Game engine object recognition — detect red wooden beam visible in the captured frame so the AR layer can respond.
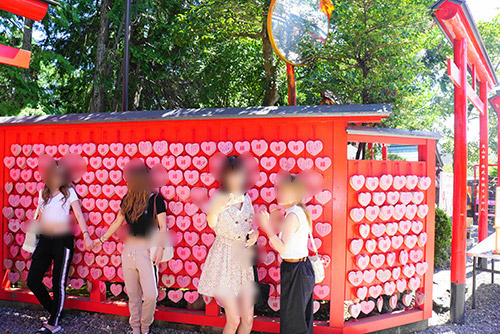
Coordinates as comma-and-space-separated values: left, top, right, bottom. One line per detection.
342, 309, 425, 334
447, 58, 461, 87
347, 134, 428, 146
467, 82, 484, 113
434, 3, 497, 87
447, 58, 485, 113
0, 0, 49, 21
0, 44, 31, 69
0, 288, 337, 333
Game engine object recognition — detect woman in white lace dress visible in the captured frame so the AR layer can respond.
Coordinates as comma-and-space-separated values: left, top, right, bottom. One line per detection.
198, 154, 259, 334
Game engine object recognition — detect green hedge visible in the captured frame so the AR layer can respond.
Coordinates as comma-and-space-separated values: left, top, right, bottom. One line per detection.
434, 206, 452, 268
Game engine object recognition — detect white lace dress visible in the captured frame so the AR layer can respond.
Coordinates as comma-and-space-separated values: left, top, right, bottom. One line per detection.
197, 194, 255, 298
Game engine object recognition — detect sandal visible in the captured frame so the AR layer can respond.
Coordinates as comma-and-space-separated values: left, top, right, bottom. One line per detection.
35, 325, 62, 334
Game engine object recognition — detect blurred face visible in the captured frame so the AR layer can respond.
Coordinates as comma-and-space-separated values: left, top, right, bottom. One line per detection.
126, 169, 152, 192
48, 164, 68, 189
276, 182, 304, 206
224, 169, 246, 193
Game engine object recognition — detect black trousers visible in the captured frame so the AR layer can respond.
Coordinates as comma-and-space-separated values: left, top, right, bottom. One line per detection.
27, 234, 74, 326
280, 258, 315, 334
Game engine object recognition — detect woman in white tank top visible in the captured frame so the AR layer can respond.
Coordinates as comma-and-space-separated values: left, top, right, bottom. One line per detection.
259, 173, 315, 334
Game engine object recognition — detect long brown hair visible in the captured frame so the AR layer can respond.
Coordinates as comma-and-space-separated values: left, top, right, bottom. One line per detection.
120, 163, 152, 222
41, 162, 72, 206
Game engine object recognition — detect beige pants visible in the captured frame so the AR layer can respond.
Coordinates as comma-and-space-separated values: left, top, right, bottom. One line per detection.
122, 239, 158, 334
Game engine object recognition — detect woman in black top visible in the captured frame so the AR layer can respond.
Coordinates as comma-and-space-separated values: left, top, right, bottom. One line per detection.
95, 160, 167, 334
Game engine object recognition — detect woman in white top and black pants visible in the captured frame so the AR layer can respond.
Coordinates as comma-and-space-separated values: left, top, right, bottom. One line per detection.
26, 155, 94, 334
259, 173, 315, 334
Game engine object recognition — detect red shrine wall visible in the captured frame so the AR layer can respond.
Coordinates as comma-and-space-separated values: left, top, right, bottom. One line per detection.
0, 116, 436, 333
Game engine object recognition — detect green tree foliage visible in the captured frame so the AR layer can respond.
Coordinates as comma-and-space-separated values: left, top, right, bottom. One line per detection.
434, 206, 452, 268
478, 15, 500, 80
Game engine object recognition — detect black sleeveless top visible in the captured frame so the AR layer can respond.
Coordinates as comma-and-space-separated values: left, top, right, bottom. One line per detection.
122, 193, 167, 237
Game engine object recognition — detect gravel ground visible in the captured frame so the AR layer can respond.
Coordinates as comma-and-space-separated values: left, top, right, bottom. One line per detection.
0, 305, 203, 334
413, 259, 500, 334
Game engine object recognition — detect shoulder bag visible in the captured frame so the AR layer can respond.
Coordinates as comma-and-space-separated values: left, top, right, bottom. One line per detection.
308, 225, 325, 284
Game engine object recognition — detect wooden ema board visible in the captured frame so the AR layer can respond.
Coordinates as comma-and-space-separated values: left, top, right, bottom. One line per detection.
339, 158, 435, 332
0, 117, 436, 333
0, 118, 334, 330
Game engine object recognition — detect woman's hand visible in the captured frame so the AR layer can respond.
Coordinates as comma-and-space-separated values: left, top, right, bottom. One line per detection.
84, 236, 94, 251
152, 247, 164, 265
245, 229, 259, 248
257, 210, 272, 235
91, 238, 101, 250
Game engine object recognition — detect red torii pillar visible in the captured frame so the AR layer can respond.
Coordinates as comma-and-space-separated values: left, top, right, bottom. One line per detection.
479, 81, 489, 243
491, 94, 500, 186
432, 0, 498, 323
446, 33, 492, 326
449, 37, 468, 323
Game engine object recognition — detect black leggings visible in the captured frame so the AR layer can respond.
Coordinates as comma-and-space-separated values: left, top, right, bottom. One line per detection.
27, 234, 74, 326
280, 258, 315, 334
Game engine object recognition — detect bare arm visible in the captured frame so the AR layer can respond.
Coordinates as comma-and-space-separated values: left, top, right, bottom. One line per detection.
260, 212, 299, 256
100, 211, 125, 242
157, 212, 167, 232
152, 209, 169, 264
71, 200, 88, 235
71, 200, 94, 250
206, 192, 230, 228
155, 212, 168, 250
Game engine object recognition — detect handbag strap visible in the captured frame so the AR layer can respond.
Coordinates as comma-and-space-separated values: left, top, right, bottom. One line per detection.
152, 193, 159, 228
308, 225, 319, 256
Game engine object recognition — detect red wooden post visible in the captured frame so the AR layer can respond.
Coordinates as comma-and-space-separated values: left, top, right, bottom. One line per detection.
422, 139, 436, 319
478, 81, 489, 242
205, 299, 220, 316
494, 95, 500, 187
450, 37, 467, 324
90, 280, 106, 302
286, 64, 296, 106
0, 128, 5, 289
381, 144, 388, 160
329, 121, 348, 330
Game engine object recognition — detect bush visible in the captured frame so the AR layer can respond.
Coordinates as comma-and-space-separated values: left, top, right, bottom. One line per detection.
434, 206, 452, 268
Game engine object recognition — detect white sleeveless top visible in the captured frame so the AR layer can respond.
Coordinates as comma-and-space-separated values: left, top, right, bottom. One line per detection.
279, 205, 310, 259
38, 187, 79, 225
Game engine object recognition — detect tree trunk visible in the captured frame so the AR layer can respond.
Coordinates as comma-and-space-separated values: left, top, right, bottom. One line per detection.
89, 0, 112, 113
261, 19, 279, 106
21, 18, 33, 79
22, 19, 33, 51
